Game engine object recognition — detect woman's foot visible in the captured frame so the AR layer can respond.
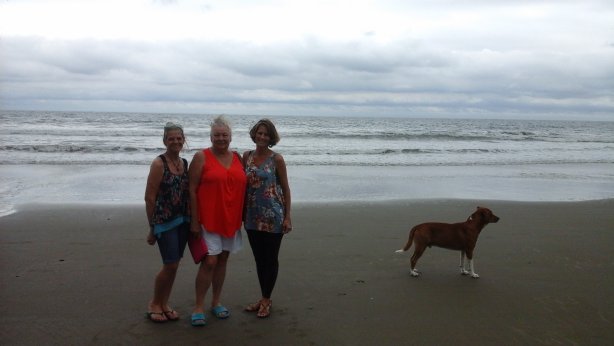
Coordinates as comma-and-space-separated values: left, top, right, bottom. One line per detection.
257, 299, 272, 318
146, 311, 167, 323
244, 299, 262, 312
191, 312, 206, 326
147, 302, 168, 322
163, 307, 179, 321
211, 305, 230, 319
191, 308, 207, 326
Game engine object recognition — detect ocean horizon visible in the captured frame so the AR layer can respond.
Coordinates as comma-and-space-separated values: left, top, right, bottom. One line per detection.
1, 110, 613, 216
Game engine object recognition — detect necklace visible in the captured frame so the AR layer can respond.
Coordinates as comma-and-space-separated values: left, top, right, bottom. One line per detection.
166, 154, 182, 173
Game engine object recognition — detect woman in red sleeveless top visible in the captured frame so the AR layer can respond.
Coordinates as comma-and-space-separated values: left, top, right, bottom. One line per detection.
188, 115, 247, 326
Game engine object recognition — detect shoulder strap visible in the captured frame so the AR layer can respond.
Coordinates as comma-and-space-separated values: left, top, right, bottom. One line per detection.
182, 158, 188, 170
247, 150, 255, 166
270, 153, 281, 183
241, 151, 251, 168
158, 154, 169, 170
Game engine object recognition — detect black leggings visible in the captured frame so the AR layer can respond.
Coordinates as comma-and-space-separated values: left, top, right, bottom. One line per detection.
246, 229, 283, 299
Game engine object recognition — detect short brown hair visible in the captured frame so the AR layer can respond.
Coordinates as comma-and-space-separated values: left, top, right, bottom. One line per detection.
249, 119, 280, 147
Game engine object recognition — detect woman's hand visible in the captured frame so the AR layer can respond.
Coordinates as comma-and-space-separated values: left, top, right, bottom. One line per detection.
147, 230, 156, 245
190, 223, 202, 237
282, 217, 293, 234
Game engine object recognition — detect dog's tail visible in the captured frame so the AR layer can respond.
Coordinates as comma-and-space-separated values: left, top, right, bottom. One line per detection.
395, 226, 417, 253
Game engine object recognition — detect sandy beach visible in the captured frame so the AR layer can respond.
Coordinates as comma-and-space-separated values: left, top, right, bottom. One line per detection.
1, 199, 613, 345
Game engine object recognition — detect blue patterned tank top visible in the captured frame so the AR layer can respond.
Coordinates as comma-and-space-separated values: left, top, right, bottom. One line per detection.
244, 152, 285, 233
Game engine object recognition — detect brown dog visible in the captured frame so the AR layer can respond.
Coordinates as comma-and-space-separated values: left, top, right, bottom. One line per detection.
395, 207, 499, 278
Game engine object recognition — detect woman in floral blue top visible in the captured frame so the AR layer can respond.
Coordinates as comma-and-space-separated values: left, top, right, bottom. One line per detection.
242, 119, 292, 318
144, 122, 190, 323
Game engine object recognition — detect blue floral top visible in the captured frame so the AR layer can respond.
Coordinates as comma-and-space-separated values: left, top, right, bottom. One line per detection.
244, 152, 285, 233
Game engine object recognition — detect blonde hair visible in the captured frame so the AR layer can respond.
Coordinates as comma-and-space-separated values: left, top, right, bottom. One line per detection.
210, 115, 232, 134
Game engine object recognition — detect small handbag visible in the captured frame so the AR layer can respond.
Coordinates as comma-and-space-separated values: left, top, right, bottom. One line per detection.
188, 234, 208, 264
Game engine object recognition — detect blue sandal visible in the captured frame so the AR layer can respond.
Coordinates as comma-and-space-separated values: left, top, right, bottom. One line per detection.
211, 305, 230, 319
191, 312, 206, 326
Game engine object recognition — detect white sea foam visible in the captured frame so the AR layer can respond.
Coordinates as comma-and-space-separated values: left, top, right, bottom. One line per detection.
2, 111, 614, 166
1, 110, 613, 215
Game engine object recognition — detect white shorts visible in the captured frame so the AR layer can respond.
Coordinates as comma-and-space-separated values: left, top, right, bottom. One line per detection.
201, 226, 243, 256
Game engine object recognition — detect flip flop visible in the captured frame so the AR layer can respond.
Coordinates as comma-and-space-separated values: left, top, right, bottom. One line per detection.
191, 312, 206, 327
146, 311, 167, 323
163, 309, 179, 321
211, 305, 230, 319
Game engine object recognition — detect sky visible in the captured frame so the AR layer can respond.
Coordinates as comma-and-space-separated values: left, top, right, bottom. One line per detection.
1, 0, 613, 120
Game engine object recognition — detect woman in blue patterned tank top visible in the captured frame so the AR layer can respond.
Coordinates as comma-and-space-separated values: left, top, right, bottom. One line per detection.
144, 122, 190, 323
242, 119, 292, 318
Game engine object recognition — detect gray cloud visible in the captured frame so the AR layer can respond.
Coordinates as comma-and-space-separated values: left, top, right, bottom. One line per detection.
1, 7, 613, 121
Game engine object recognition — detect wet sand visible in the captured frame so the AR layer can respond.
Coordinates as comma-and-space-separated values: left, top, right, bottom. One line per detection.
1, 199, 613, 345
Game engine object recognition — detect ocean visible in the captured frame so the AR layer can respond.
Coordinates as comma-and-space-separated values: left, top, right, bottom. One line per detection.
1, 110, 614, 216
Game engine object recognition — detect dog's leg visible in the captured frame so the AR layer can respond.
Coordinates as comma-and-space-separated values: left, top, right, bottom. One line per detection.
459, 252, 470, 275
465, 248, 479, 278
468, 258, 479, 278
410, 246, 425, 277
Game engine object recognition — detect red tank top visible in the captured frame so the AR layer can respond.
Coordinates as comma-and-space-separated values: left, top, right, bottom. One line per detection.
197, 148, 246, 237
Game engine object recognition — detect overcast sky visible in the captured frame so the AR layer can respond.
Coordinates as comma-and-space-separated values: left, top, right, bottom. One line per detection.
1, 0, 613, 120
